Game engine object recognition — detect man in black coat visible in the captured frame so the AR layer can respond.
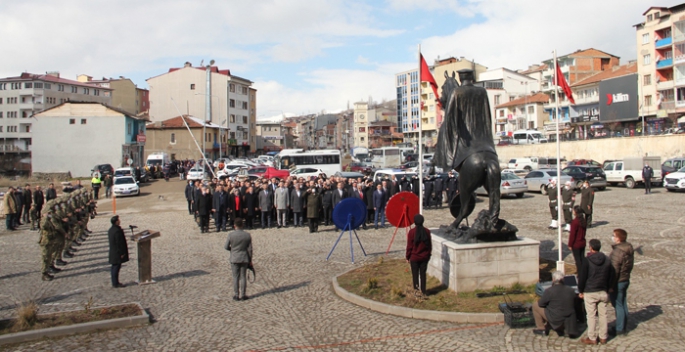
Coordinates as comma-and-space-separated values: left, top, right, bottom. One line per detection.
578, 239, 614, 345
321, 184, 334, 226
433, 176, 444, 208
411, 175, 421, 196
212, 184, 228, 232
21, 184, 32, 225
184, 180, 194, 215
108, 215, 129, 288
197, 186, 213, 233
46, 183, 57, 202
192, 181, 203, 224
33, 185, 45, 215
242, 186, 258, 230
446, 171, 458, 204
532, 270, 577, 337
423, 176, 434, 209
364, 181, 375, 227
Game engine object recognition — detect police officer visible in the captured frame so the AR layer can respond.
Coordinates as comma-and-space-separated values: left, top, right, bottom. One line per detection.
546, 179, 559, 229
423, 176, 434, 209
561, 181, 575, 232
446, 171, 458, 205
580, 180, 595, 227
433, 175, 444, 208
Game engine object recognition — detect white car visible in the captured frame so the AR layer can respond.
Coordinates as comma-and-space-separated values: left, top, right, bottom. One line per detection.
476, 172, 527, 198
187, 166, 205, 181
112, 176, 140, 197
290, 167, 325, 179
114, 167, 136, 181
407, 160, 443, 173
664, 166, 685, 192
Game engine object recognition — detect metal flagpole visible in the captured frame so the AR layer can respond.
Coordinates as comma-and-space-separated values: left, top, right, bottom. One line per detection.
418, 44, 424, 215
554, 50, 564, 273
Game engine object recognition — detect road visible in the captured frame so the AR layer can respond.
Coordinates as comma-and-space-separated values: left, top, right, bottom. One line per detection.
0, 178, 683, 351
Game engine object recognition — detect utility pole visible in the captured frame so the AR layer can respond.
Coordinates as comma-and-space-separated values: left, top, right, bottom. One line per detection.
204, 59, 214, 163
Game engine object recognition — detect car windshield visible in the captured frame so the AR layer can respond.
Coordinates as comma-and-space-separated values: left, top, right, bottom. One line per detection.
190, 168, 202, 172
587, 167, 603, 173
115, 178, 135, 185
502, 173, 521, 180
114, 170, 131, 176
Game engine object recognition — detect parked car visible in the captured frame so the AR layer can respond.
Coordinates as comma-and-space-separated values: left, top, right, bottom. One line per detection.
399, 161, 419, 170
92, 164, 114, 177
372, 169, 417, 183
187, 166, 205, 181
507, 157, 562, 172
239, 166, 289, 180
333, 171, 366, 180
476, 172, 527, 198
345, 162, 374, 175
112, 176, 140, 197
664, 166, 685, 191
561, 165, 607, 190
114, 167, 135, 181
565, 159, 601, 167
662, 157, 685, 181
523, 169, 574, 195
290, 167, 326, 179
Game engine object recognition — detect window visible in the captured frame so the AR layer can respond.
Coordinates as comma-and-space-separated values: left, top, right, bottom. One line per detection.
190, 84, 195, 90
360, 137, 365, 142
104, 91, 110, 97
243, 131, 248, 139
44, 83, 51, 89
241, 86, 248, 94
11, 82, 21, 89
22, 111, 29, 118
81, 119, 87, 124
643, 54, 651, 65
229, 84, 235, 92
647, 14, 653, 21
71, 86, 77, 93
229, 99, 235, 108
528, 106, 534, 114
0, 112, 3, 118
644, 74, 651, 85
8, 126, 16, 132
0, 83, 5, 90
645, 95, 652, 106
230, 132, 235, 139
0, 98, 2, 104
94, 89, 100, 96
58, 84, 64, 91
34, 82, 43, 89
230, 114, 235, 123
0, 126, 2, 132
24, 82, 32, 89
655, 12, 660, 19
242, 101, 248, 109
83, 88, 89, 95
127, 122, 132, 135
69, 119, 75, 124
170, 133, 176, 144
7, 111, 16, 118
494, 95, 501, 105
242, 115, 247, 124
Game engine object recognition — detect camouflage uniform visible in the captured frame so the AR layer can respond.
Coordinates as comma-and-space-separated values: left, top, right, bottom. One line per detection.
49, 200, 68, 265
30, 205, 40, 231
39, 201, 55, 280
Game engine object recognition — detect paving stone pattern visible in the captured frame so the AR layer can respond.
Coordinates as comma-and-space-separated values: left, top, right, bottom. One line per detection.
0, 180, 683, 351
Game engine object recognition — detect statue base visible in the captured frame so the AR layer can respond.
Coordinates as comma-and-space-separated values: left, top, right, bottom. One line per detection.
440, 210, 519, 243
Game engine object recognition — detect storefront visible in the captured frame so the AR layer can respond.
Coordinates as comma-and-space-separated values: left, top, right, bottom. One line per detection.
598, 73, 641, 136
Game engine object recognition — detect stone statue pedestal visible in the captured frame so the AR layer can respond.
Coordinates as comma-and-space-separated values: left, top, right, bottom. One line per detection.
427, 229, 539, 293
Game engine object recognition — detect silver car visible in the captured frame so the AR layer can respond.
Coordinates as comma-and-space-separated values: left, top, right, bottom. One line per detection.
476, 172, 528, 198
524, 169, 573, 195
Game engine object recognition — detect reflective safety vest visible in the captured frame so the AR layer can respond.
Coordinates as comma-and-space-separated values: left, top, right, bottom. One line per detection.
91, 177, 102, 186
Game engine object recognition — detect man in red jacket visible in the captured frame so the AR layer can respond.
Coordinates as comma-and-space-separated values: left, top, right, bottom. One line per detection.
405, 214, 432, 295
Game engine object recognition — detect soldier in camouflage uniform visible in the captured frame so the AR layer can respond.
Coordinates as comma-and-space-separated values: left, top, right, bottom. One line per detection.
39, 200, 56, 281
51, 199, 69, 267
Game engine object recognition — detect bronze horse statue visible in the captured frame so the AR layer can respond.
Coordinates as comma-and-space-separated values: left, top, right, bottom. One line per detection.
434, 70, 502, 230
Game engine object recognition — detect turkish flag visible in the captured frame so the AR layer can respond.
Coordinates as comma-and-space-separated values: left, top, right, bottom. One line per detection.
555, 59, 575, 104
420, 54, 441, 109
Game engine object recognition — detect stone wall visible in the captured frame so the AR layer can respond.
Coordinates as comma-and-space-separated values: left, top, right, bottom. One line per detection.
495, 134, 685, 165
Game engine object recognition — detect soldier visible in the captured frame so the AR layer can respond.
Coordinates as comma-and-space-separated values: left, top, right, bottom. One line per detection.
48, 200, 69, 267
423, 176, 434, 209
433, 175, 444, 208
546, 179, 559, 229
561, 181, 575, 232
39, 201, 55, 281
411, 175, 421, 196
580, 180, 595, 228
446, 171, 458, 205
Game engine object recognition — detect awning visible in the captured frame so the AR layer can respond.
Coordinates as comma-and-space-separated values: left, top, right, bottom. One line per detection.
678, 116, 685, 123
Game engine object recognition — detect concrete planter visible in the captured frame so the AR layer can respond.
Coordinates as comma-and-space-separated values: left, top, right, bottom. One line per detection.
0, 302, 149, 346
333, 274, 503, 324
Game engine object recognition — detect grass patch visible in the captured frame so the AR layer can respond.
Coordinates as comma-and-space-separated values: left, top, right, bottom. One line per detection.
0, 303, 142, 335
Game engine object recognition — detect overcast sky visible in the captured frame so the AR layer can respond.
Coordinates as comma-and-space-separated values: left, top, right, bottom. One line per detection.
0, 0, 678, 119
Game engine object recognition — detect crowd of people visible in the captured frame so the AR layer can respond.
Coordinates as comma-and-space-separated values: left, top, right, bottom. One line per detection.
183, 171, 461, 233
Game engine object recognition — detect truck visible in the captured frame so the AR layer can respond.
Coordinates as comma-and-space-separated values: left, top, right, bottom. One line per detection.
351, 147, 369, 162
146, 152, 171, 168
603, 156, 662, 189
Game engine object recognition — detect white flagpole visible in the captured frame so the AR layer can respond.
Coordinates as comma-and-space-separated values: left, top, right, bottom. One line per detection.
554, 50, 564, 273
418, 44, 424, 215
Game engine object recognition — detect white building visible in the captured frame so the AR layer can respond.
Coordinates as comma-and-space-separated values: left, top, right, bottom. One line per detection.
147, 62, 255, 157
32, 102, 147, 177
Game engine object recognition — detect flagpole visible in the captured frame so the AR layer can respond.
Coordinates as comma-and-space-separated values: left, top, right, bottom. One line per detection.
418, 44, 424, 215
554, 50, 564, 273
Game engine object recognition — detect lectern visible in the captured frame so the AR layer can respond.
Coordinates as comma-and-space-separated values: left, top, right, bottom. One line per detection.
132, 230, 161, 284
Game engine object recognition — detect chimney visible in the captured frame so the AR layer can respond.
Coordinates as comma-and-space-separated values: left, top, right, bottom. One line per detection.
46, 71, 60, 78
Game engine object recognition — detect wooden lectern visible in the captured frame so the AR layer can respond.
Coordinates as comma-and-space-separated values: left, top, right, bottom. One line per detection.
132, 230, 161, 284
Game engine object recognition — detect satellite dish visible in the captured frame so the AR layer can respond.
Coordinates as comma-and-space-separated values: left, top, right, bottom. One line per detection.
385, 191, 419, 228
332, 198, 367, 230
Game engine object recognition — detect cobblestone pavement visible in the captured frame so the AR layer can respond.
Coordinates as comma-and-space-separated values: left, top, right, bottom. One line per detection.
1, 179, 684, 351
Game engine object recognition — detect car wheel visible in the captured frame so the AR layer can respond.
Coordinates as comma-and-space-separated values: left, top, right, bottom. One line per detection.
515, 192, 524, 198
540, 185, 548, 195
524, 166, 532, 172
624, 176, 635, 189
666, 188, 674, 192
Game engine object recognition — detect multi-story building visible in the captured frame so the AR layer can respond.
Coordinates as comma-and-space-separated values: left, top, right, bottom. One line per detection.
368, 121, 403, 148
256, 119, 285, 152
78, 75, 148, 115
0, 72, 113, 173
145, 115, 227, 161
353, 102, 369, 149
540, 48, 620, 127
494, 92, 549, 138
147, 62, 255, 157
635, 4, 685, 133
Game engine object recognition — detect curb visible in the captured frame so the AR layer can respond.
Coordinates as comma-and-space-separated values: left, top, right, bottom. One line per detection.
332, 275, 504, 324
0, 302, 149, 346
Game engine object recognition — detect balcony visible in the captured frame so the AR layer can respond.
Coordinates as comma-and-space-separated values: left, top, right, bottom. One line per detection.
657, 80, 674, 90
660, 101, 675, 111
656, 37, 673, 48
675, 53, 685, 64
657, 58, 673, 69
676, 100, 685, 109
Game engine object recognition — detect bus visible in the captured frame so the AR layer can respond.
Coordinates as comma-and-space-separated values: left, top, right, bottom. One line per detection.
274, 149, 342, 177
370, 147, 401, 169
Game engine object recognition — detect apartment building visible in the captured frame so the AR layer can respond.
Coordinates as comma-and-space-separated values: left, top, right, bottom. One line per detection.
353, 102, 369, 149
256, 118, 285, 152
78, 75, 148, 115
147, 62, 255, 157
0, 72, 112, 173
635, 4, 685, 133
494, 92, 549, 138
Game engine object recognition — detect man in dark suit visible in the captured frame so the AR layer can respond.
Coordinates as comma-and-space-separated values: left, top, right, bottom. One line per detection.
46, 183, 58, 202
197, 186, 213, 233
22, 184, 32, 224
184, 180, 194, 215
242, 186, 258, 230
532, 270, 577, 337
224, 218, 253, 301
332, 182, 347, 209
364, 181, 375, 228
258, 184, 273, 228
107, 215, 129, 288
227, 188, 243, 228
321, 184, 333, 226
351, 183, 367, 229
373, 184, 386, 229
290, 183, 306, 227
33, 185, 45, 216
212, 184, 228, 232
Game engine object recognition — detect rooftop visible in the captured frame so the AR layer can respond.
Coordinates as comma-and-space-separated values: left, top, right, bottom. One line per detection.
146, 115, 228, 129
496, 92, 550, 108
1, 72, 114, 90
571, 62, 637, 87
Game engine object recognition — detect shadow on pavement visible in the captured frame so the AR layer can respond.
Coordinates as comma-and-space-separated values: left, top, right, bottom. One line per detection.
155, 269, 210, 282
591, 220, 610, 228
250, 281, 311, 299
625, 304, 663, 330
0, 270, 39, 281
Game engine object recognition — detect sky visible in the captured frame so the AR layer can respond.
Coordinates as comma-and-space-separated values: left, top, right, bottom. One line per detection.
0, 0, 680, 120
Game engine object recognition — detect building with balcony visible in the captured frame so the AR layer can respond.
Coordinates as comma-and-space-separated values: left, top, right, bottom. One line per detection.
368, 120, 403, 148
0, 72, 113, 173
256, 118, 288, 152
540, 48, 620, 123
32, 102, 147, 177
147, 62, 255, 157
145, 114, 227, 161
635, 4, 685, 133
494, 92, 549, 138
78, 75, 148, 115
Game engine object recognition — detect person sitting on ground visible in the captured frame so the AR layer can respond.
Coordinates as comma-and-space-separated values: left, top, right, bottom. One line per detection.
532, 270, 578, 337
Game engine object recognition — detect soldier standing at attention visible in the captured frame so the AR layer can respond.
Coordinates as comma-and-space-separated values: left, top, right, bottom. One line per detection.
642, 163, 654, 194
547, 179, 559, 229
580, 180, 595, 228
561, 181, 575, 232
39, 202, 56, 281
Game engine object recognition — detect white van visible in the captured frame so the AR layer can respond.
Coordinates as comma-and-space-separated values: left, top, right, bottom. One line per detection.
512, 130, 548, 144
146, 152, 170, 167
